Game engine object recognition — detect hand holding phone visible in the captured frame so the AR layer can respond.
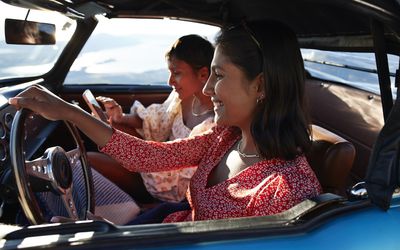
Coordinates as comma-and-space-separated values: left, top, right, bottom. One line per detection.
82, 89, 108, 122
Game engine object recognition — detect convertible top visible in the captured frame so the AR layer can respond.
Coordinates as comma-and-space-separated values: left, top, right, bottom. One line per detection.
2, 0, 400, 53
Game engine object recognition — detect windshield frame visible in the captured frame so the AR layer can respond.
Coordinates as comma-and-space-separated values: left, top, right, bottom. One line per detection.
0, 2, 77, 82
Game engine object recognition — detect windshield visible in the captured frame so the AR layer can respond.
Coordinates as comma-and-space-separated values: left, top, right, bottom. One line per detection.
0, 1, 76, 80
64, 16, 220, 86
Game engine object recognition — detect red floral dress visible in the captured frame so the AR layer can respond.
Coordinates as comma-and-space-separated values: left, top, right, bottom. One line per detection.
101, 126, 322, 223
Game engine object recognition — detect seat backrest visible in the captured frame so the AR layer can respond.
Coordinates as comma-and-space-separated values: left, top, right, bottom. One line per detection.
306, 125, 356, 196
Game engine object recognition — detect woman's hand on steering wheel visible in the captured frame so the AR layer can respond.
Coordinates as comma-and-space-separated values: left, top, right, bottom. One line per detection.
9, 85, 76, 122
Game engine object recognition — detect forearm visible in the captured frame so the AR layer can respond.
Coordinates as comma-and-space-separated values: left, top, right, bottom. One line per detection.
111, 122, 143, 138
67, 104, 113, 147
113, 113, 143, 129
101, 127, 218, 173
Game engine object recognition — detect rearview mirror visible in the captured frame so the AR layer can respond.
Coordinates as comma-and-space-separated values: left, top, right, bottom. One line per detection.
5, 18, 56, 45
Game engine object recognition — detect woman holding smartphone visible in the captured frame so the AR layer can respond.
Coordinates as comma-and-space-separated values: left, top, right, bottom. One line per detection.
86, 34, 216, 223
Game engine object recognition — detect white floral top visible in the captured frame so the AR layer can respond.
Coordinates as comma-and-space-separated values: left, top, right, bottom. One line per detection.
131, 90, 214, 202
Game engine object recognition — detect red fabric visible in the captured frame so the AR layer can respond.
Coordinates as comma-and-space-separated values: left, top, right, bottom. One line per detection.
101, 126, 322, 223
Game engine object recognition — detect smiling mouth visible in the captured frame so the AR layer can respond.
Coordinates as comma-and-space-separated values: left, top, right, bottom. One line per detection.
174, 87, 182, 92
213, 101, 224, 110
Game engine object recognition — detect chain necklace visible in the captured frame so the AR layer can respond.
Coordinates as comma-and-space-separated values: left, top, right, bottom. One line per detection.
191, 96, 213, 117
237, 140, 260, 158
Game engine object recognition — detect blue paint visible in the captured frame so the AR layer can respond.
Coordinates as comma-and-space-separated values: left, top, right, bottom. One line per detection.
148, 197, 400, 250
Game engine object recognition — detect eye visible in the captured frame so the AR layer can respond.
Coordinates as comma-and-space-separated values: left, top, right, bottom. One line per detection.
214, 72, 223, 80
169, 70, 180, 79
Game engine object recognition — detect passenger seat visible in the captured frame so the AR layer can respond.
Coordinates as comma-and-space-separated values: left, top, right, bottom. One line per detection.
306, 125, 356, 196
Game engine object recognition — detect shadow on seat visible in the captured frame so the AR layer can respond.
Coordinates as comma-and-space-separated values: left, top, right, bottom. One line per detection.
306, 125, 356, 196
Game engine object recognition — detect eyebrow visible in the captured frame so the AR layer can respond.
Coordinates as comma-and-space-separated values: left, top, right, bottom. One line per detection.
211, 65, 223, 71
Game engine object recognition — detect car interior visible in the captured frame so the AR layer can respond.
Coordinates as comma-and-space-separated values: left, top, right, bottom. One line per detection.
0, 0, 399, 248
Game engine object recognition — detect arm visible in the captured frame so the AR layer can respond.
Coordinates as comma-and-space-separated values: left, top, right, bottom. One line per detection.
114, 113, 143, 129
96, 96, 143, 129
100, 127, 220, 173
9, 85, 113, 147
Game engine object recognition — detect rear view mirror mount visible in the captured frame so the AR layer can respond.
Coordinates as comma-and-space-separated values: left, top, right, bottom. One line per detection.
5, 18, 56, 45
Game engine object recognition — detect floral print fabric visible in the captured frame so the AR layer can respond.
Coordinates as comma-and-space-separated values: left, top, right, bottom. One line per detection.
101, 126, 322, 223
131, 90, 214, 202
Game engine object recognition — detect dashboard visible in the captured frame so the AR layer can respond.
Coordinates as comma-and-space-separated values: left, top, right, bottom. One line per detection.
0, 87, 67, 213
0, 105, 16, 177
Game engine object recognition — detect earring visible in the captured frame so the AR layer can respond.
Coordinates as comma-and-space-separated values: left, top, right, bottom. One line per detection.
256, 94, 264, 104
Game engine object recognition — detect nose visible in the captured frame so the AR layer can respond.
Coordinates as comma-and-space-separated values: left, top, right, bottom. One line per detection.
202, 75, 214, 97
168, 74, 175, 87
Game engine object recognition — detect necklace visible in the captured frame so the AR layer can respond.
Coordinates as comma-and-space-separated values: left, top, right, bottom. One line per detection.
191, 96, 213, 117
237, 140, 260, 158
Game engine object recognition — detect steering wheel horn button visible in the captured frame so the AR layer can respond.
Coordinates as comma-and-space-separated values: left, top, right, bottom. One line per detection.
43, 146, 74, 193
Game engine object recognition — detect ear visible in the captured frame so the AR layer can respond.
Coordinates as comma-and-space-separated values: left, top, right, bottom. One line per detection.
197, 66, 210, 84
253, 73, 265, 98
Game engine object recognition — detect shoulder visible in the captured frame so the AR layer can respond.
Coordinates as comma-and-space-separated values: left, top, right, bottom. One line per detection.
254, 155, 318, 187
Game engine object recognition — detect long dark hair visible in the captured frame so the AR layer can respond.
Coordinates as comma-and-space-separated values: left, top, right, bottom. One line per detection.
165, 34, 214, 72
215, 20, 311, 160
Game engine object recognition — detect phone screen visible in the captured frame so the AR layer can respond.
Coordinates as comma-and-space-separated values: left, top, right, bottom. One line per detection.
82, 89, 108, 122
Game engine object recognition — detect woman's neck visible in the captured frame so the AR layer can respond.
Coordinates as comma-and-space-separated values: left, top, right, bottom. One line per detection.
238, 129, 259, 157
180, 95, 213, 129
190, 93, 213, 117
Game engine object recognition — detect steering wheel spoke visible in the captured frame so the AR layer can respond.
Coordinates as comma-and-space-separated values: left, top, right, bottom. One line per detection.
65, 148, 81, 166
60, 185, 78, 220
25, 158, 52, 182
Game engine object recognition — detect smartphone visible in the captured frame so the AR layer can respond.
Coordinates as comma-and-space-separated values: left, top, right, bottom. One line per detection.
82, 89, 108, 122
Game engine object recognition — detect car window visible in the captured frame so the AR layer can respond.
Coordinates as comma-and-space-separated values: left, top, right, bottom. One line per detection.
302, 49, 399, 97
64, 17, 220, 86
0, 1, 76, 80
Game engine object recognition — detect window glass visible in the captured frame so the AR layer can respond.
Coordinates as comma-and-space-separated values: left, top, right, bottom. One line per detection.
64, 17, 220, 85
302, 49, 399, 97
0, 1, 76, 80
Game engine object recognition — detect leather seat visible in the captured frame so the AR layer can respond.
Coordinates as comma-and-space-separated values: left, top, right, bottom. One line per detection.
306, 125, 356, 196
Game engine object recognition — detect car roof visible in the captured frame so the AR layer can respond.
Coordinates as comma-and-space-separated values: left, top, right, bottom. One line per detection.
4, 0, 400, 54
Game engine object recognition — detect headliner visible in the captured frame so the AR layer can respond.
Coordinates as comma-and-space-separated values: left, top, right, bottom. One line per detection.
3, 0, 400, 53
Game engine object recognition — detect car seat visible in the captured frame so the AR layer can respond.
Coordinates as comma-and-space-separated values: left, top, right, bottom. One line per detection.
306, 125, 356, 196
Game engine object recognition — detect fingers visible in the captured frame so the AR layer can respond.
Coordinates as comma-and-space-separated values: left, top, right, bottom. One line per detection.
9, 85, 50, 109
96, 96, 117, 105
9, 96, 45, 112
96, 96, 121, 109
8, 85, 70, 121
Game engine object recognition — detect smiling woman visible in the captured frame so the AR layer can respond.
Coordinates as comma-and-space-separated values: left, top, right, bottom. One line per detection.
1, 0, 400, 248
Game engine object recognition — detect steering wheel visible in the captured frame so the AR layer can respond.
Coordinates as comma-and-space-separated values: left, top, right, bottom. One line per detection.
9, 108, 94, 225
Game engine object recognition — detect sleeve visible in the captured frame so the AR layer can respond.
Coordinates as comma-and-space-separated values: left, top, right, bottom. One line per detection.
131, 90, 181, 142
100, 126, 224, 173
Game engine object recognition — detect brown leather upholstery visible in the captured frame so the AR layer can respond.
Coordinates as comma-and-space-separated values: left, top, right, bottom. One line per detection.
306, 125, 356, 196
